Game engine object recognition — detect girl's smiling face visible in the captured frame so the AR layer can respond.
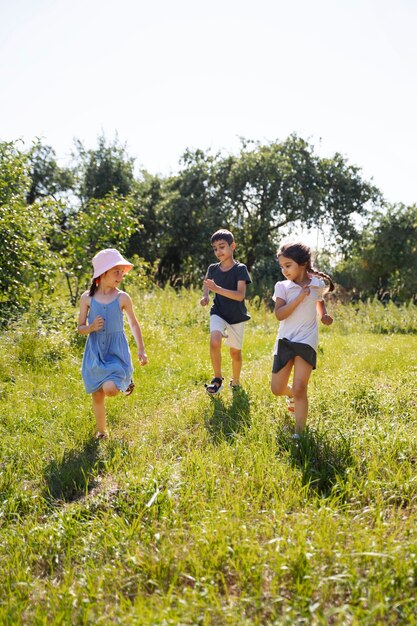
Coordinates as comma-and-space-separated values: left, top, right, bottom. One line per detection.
278, 255, 307, 283
104, 265, 127, 285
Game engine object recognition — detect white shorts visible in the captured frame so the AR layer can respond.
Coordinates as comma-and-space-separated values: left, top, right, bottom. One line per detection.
209, 314, 245, 350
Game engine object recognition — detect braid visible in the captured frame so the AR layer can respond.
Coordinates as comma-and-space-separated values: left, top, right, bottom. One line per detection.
88, 279, 98, 297
308, 265, 335, 292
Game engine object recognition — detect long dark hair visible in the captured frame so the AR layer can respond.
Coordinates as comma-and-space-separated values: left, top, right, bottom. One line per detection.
277, 241, 335, 292
88, 279, 99, 297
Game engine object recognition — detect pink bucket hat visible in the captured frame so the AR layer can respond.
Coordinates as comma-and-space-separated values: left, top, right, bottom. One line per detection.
92, 248, 134, 279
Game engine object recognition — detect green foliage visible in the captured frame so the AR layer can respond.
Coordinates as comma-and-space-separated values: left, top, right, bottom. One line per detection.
334, 203, 417, 301
26, 139, 74, 204
144, 136, 380, 293
153, 149, 226, 286
73, 134, 135, 203
0, 141, 61, 322
331, 298, 417, 334
0, 292, 417, 623
215, 136, 380, 271
61, 192, 141, 304
0, 140, 30, 206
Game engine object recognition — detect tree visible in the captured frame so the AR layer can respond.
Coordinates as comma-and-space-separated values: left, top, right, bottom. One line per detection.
130, 137, 380, 294
0, 141, 60, 321
127, 171, 166, 266
62, 192, 140, 305
215, 136, 381, 272
333, 203, 417, 301
73, 135, 135, 204
26, 140, 74, 204
127, 150, 227, 287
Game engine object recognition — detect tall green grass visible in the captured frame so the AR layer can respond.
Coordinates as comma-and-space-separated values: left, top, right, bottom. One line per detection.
1, 288, 417, 624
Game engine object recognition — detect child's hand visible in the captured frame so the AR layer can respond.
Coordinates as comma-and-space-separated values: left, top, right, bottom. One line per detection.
91, 315, 104, 332
200, 295, 209, 306
299, 286, 310, 301
138, 352, 148, 366
321, 314, 333, 326
204, 278, 217, 293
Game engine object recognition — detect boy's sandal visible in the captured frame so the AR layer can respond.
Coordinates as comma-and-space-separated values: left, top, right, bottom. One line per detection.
122, 381, 135, 396
96, 431, 109, 440
286, 397, 295, 413
229, 380, 241, 390
205, 377, 224, 395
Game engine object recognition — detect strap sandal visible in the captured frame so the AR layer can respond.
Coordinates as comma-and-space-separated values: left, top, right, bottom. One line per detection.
205, 377, 224, 395
122, 381, 135, 396
229, 380, 241, 391
96, 431, 109, 440
286, 396, 295, 413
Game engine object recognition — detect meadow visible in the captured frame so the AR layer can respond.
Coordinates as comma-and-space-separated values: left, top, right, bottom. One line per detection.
1, 287, 417, 625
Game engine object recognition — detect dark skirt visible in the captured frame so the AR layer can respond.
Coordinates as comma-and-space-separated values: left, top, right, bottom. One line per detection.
272, 338, 317, 373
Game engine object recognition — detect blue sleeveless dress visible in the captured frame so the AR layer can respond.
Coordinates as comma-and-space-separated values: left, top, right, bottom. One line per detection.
81, 293, 133, 394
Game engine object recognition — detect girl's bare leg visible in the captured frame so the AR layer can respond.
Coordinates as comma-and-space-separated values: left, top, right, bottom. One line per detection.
271, 359, 294, 397
92, 382, 119, 436
291, 357, 313, 434
92, 388, 106, 434
229, 347, 242, 386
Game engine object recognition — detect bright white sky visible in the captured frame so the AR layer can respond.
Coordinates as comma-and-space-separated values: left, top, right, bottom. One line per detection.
1, 0, 416, 205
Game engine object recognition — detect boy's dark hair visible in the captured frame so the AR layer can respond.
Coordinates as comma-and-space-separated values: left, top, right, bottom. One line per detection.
211, 229, 234, 245
277, 241, 335, 292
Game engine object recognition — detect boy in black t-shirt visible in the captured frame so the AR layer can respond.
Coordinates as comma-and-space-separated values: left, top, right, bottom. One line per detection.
200, 229, 251, 395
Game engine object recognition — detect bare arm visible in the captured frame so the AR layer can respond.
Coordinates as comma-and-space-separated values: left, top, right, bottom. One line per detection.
200, 271, 210, 306
204, 278, 247, 302
77, 292, 104, 335
317, 299, 333, 326
120, 293, 148, 365
274, 287, 310, 321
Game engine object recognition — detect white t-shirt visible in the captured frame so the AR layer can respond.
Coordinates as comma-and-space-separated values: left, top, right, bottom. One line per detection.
272, 276, 326, 353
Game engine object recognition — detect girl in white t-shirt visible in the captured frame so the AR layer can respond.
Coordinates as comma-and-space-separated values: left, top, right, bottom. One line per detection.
271, 242, 334, 438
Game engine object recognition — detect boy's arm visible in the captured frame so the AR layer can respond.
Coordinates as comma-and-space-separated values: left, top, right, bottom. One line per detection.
317, 299, 333, 326
200, 270, 210, 306
204, 278, 247, 302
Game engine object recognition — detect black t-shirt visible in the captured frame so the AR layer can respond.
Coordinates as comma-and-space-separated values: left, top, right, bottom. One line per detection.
207, 261, 251, 325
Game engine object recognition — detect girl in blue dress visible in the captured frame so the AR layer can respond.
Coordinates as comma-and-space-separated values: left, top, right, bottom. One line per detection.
78, 248, 148, 439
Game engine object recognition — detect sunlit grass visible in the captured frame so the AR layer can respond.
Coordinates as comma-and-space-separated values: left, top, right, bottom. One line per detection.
1, 288, 417, 623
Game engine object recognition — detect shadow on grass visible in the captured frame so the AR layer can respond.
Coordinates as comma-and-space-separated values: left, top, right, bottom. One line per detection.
205, 386, 251, 444
277, 426, 354, 498
43, 437, 106, 503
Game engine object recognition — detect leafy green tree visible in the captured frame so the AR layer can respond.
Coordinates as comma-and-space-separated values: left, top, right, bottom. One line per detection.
62, 192, 140, 304
215, 136, 381, 272
0, 141, 60, 321
26, 140, 74, 204
0, 140, 28, 206
126, 150, 226, 287
73, 135, 135, 204
127, 171, 166, 266
334, 203, 417, 301
154, 149, 227, 286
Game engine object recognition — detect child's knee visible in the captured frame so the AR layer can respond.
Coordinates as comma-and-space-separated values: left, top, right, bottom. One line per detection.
229, 347, 242, 361
271, 375, 288, 396
102, 381, 119, 397
271, 381, 286, 396
292, 380, 308, 398
210, 331, 223, 348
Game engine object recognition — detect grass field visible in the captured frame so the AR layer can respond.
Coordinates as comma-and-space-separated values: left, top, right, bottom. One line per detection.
1, 288, 417, 624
